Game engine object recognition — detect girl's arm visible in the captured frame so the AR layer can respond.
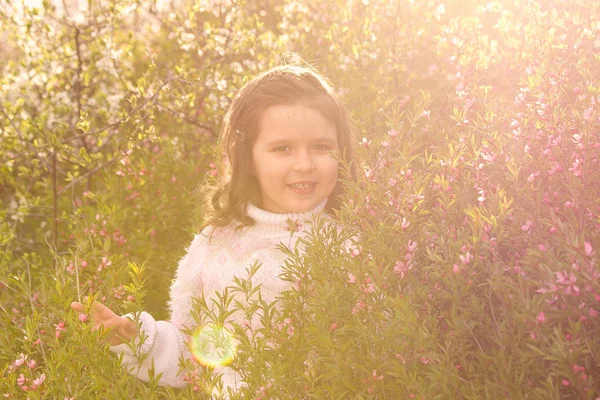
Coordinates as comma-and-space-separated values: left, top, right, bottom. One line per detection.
71, 301, 190, 388
109, 311, 190, 388
70, 233, 209, 387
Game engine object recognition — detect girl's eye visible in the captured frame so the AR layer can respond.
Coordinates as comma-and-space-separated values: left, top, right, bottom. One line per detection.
313, 144, 331, 151
274, 146, 290, 152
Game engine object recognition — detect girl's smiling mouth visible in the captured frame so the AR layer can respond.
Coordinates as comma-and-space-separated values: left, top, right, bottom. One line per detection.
288, 181, 317, 193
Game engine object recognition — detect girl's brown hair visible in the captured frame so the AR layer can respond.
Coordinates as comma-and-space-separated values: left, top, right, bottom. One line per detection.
199, 65, 356, 233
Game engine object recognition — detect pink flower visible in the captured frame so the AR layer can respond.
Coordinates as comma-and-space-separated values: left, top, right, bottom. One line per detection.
584, 241, 594, 257
453, 264, 461, 274
521, 220, 533, 232
66, 261, 75, 274
27, 359, 36, 369
480, 149, 495, 163
572, 364, 585, 373
400, 218, 410, 230
78, 313, 88, 323
97, 257, 112, 272
477, 189, 486, 203
388, 178, 398, 186
388, 129, 399, 138
527, 172, 539, 182
394, 261, 411, 278
347, 273, 356, 284
406, 240, 417, 253
32, 374, 45, 387
561, 379, 570, 387
556, 271, 579, 295
536, 311, 546, 324
17, 374, 26, 386
372, 369, 383, 381
363, 282, 376, 294
55, 321, 66, 338
14, 354, 26, 367
569, 158, 582, 176
459, 251, 473, 265
352, 300, 366, 314
538, 244, 547, 252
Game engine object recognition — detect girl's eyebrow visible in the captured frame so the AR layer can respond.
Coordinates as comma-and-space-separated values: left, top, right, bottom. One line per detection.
265, 137, 337, 146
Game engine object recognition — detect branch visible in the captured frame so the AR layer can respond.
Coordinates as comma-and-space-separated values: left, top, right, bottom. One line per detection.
57, 154, 122, 195
155, 103, 215, 136
0, 105, 66, 175
52, 151, 58, 251
73, 26, 89, 150
60, 80, 171, 145
57, 116, 147, 196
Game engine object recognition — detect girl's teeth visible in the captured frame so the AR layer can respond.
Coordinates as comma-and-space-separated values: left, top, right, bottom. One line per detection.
291, 184, 314, 189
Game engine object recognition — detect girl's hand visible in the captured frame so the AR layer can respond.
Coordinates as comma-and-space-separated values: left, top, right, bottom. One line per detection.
71, 301, 138, 346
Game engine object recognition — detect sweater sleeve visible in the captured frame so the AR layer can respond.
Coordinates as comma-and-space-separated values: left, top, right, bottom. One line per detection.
108, 232, 209, 388
109, 312, 190, 388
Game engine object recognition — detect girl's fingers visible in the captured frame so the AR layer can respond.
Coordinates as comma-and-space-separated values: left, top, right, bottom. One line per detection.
70, 302, 84, 312
71, 300, 125, 345
91, 302, 116, 319
71, 301, 115, 318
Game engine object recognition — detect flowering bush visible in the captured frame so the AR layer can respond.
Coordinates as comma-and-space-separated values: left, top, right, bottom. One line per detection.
1, 0, 599, 398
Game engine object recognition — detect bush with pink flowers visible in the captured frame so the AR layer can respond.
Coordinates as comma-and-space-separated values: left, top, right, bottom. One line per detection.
1, 0, 599, 398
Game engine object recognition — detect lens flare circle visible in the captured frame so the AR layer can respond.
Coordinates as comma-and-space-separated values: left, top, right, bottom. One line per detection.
190, 323, 237, 368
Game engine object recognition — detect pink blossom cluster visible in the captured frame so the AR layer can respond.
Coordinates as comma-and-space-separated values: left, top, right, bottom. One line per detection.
348, 273, 377, 315
9, 354, 46, 392
394, 240, 417, 279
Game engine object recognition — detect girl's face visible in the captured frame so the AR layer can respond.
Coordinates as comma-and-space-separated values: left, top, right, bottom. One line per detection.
251, 103, 339, 214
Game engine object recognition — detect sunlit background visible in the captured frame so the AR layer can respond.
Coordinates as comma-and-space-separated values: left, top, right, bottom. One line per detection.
1, 0, 599, 397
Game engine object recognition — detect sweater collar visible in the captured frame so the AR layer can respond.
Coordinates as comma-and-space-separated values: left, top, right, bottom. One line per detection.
245, 198, 328, 239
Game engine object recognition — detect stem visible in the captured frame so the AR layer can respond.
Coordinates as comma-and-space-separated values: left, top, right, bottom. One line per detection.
52, 150, 58, 263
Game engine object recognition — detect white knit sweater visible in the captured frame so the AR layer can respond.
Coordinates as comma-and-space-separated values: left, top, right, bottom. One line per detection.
110, 199, 329, 391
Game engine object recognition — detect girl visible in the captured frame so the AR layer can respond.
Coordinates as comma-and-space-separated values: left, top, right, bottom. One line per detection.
71, 64, 356, 393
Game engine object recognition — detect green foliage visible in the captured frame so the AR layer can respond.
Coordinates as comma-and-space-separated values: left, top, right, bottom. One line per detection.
1, 0, 599, 398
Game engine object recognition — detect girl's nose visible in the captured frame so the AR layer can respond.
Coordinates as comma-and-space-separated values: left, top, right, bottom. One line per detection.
292, 151, 316, 173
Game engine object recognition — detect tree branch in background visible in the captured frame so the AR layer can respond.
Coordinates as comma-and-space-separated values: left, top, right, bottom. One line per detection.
60, 80, 171, 145
0, 105, 66, 175
57, 154, 122, 196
